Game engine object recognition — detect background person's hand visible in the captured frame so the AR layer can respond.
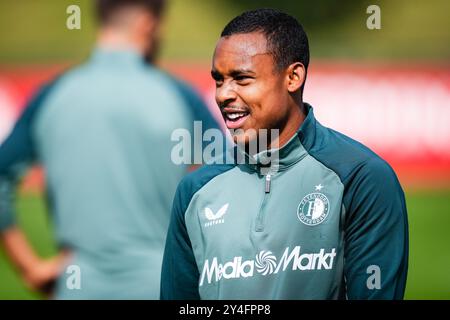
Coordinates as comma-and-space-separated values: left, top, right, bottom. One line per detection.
1, 227, 71, 297
22, 253, 68, 294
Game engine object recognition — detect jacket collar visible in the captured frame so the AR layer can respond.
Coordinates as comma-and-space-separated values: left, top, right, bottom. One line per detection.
236, 103, 316, 174
90, 47, 145, 67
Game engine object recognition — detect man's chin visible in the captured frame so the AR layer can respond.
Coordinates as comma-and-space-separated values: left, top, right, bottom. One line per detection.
232, 134, 251, 146
231, 131, 258, 151
231, 127, 279, 155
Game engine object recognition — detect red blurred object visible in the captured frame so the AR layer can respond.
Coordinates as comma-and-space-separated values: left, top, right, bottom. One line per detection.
1, 61, 449, 190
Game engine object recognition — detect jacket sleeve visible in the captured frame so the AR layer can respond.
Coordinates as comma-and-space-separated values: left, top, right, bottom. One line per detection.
0, 84, 53, 231
343, 158, 409, 299
160, 182, 200, 300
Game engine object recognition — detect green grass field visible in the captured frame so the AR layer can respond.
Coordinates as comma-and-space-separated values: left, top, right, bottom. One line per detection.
0, 189, 449, 299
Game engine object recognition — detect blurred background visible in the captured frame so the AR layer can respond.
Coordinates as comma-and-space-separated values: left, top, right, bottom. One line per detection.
0, 0, 449, 299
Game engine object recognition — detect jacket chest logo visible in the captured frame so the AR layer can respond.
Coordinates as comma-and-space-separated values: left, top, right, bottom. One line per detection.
297, 191, 330, 226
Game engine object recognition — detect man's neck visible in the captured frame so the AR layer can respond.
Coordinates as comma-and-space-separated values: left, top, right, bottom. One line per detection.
96, 29, 144, 55
269, 101, 306, 150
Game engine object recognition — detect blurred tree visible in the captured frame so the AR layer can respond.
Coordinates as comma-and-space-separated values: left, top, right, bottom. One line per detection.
0, 0, 448, 63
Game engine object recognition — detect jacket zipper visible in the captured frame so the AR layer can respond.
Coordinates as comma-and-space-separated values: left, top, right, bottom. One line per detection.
265, 174, 271, 193
255, 173, 272, 232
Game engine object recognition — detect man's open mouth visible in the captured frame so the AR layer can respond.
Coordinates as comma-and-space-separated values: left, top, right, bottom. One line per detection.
222, 108, 250, 129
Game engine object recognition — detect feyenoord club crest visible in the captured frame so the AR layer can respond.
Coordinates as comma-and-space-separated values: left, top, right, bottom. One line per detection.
297, 193, 330, 226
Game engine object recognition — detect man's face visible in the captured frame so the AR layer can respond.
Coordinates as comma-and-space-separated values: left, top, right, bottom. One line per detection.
212, 32, 291, 146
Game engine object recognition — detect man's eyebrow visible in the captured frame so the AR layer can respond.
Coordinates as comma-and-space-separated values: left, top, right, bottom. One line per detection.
211, 69, 222, 80
211, 69, 256, 79
229, 69, 256, 77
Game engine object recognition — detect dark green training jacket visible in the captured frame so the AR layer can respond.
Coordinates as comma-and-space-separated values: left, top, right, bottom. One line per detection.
161, 104, 408, 300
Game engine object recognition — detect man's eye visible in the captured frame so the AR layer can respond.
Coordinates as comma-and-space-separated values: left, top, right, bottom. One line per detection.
235, 76, 252, 84
215, 79, 224, 87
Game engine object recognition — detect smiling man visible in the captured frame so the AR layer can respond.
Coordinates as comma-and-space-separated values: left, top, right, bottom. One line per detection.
161, 9, 408, 300
211, 30, 305, 150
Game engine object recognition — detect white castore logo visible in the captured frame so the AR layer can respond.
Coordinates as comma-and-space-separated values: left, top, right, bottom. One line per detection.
204, 203, 229, 227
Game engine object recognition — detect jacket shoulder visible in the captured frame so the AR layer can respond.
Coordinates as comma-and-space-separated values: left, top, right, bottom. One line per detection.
308, 121, 392, 185
175, 164, 235, 211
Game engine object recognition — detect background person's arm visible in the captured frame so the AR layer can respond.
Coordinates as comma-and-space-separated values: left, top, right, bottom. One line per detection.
170, 76, 229, 168
0, 83, 67, 294
1, 227, 66, 292
343, 158, 409, 299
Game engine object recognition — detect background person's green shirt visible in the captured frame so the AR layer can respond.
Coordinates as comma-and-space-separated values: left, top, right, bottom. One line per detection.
0, 48, 220, 299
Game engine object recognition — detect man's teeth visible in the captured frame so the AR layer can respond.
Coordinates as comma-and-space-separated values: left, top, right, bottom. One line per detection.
226, 112, 248, 120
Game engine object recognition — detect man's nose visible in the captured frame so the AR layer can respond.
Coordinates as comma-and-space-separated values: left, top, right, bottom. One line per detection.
216, 83, 237, 106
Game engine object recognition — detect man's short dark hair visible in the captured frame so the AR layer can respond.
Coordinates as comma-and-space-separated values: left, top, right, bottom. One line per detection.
96, 0, 166, 24
221, 8, 309, 74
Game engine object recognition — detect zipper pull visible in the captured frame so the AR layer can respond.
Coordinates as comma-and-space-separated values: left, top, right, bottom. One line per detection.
265, 174, 271, 193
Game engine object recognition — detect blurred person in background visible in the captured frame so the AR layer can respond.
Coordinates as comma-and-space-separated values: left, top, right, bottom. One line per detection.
0, 0, 220, 299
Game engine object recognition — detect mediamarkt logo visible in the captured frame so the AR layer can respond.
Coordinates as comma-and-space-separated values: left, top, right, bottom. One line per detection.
200, 246, 336, 286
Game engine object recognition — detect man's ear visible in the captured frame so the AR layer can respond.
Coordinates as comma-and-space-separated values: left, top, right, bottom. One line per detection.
286, 62, 306, 93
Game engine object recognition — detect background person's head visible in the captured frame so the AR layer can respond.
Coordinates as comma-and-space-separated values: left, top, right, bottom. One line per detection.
212, 8, 309, 148
96, 0, 166, 63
